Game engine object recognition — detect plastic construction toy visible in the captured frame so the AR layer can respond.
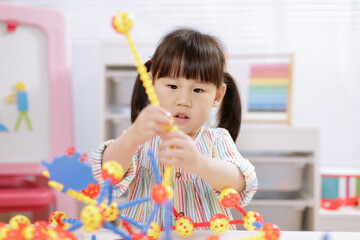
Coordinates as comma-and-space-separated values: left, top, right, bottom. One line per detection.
39, 147, 172, 240
0, 215, 76, 239
40, 147, 280, 240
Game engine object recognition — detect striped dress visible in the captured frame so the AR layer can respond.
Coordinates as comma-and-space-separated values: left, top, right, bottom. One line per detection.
92, 127, 257, 229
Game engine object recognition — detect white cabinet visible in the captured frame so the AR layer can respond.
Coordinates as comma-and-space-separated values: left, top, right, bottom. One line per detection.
318, 206, 360, 231
99, 42, 154, 142
233, 126, 320, 231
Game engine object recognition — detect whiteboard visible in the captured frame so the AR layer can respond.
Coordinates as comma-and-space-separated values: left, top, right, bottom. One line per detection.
0, 23, 51, 162
0, 2, 77, 217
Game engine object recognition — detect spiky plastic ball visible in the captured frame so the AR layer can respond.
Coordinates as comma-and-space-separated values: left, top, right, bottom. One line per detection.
151, 184, 168, 205
112, 12, 133, 34
102, 161, 124, 184
175, 217, 195, 237
80, 205, 104, 232
210, 214, 229, 233
261, 223, 281, 240
49, 211, 69, 229
9, 215, 30, 230
219, 188, 240, 208
243, 211, 263, 230
147, 221, 160, 240
101, 201, 120, 222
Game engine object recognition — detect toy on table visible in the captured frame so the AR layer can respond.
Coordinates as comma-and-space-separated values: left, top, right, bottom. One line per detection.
321, 170, 360, 210
0, 214, 75, 239
40, 147, 280, 240
6, 81, 33, 131
0, 147, 281, 239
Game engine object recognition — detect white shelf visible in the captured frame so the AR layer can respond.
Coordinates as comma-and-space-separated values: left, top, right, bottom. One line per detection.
318, 206, 360, 231
237, 126, 319, 153
236, 126, 320, 231
248, 155, 314, 165
320, 206, 360, 217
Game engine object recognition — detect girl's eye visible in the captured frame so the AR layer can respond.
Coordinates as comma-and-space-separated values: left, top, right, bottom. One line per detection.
168, 84, 177, 89
194, 88, 203, 93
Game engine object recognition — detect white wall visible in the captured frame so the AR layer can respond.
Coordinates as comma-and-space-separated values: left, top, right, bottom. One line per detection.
5, 0, 360, 167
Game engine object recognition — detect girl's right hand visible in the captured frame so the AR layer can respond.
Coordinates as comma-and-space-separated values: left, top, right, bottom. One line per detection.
127, 105, 172, 145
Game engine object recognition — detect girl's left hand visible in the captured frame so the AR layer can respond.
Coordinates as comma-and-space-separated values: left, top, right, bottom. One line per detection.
158, 130, 204, 174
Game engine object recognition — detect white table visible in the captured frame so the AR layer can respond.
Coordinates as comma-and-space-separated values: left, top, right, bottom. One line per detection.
81, 229, 360, 240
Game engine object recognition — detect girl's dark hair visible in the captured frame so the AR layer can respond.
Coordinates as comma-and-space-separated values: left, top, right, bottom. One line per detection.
130, 28, 242, 141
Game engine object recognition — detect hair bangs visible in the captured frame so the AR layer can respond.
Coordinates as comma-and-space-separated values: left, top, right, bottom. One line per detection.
151, 28, 225, 88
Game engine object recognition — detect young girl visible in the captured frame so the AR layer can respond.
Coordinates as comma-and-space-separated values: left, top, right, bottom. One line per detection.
92, 28, 257, 229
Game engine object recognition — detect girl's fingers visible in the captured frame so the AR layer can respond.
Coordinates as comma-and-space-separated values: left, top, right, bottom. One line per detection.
158, 139, 184, 152
158, 149, 185, 165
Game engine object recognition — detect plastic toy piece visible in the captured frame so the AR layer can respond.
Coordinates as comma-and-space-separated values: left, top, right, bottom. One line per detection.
147, 222, 161, 240
219, 188, 241, 208
81, 182, 100, 198
49, 211, 69, 229
112, 12, 159, 107
260, 223, 281, 240
112, 12, 133, 34
9, 215, 30, 231
6, 82, 33, 131
100, 200, 120, 222
175, 217, 195, 237
151, 184, 169, 205
207, 236, 225, 240
41, 149, 98, 193
243, 211, 263, 231
80, 205, 105, 233
209, 214, 230, 233
0, 214, 77, 240
102, 161, 124, 185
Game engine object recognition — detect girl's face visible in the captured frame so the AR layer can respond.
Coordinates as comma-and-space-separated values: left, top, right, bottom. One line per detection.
153, 76, 226, 139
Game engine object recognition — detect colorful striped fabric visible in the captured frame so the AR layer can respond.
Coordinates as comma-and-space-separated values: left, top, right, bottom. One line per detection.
92, 127, 258, 229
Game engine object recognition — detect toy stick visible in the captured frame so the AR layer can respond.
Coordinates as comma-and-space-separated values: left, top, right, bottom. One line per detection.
112, 12, 177, 190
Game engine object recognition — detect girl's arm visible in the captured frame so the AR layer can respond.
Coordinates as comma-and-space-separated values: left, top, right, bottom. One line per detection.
102, 127, 141, 173
194, 155, 245, 193
158, 130, 256, 194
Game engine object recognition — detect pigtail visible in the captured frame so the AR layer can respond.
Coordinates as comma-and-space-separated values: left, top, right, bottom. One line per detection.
217, 72, 242, 141
130, 60, 153, 123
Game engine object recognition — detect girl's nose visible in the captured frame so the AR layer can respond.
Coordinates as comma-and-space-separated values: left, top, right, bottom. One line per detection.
176, 91, 192, 107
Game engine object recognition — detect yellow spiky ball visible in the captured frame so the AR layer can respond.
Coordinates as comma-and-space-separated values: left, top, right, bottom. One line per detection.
112, 12, 133, 34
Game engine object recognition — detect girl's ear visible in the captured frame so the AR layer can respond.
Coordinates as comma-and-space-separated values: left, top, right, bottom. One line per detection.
212, 83, 227, 107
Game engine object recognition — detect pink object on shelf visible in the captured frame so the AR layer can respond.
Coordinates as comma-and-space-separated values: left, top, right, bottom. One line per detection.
6, 19, 17, 32
0, 3, 77, 218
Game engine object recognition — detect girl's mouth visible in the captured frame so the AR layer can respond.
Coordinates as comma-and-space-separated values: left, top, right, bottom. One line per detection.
174, 112, 190, 122
175, 114, 188, 119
